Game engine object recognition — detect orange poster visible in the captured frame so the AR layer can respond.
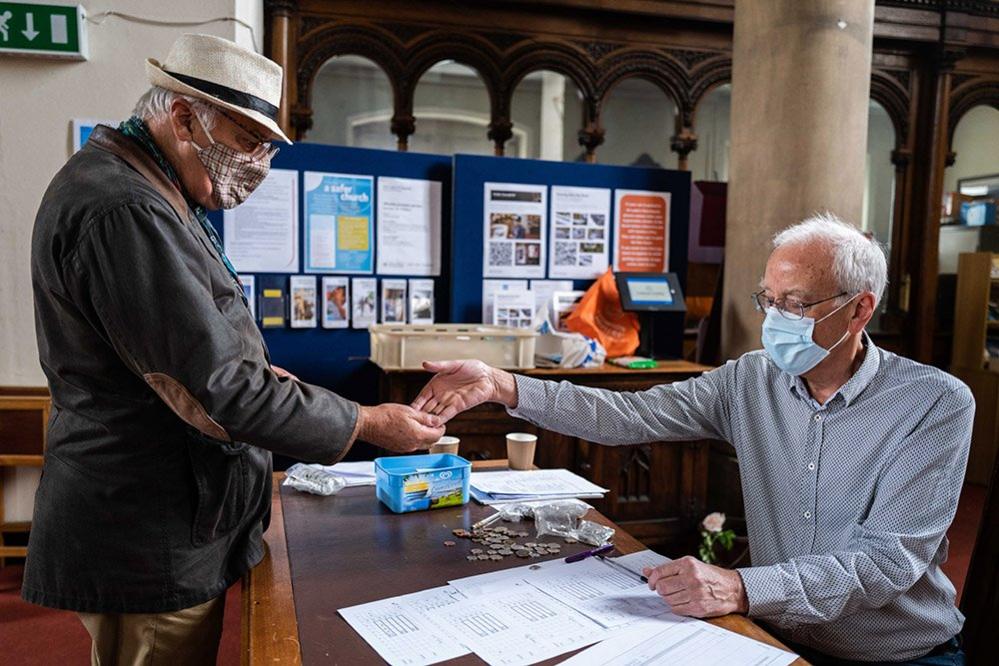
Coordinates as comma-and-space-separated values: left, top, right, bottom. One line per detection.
613, 190, 670, 272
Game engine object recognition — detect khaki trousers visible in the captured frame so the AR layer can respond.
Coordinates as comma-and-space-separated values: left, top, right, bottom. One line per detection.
77, 595, 225, 666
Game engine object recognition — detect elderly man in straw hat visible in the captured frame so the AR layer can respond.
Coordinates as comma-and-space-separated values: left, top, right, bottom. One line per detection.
26, 34, 444, 663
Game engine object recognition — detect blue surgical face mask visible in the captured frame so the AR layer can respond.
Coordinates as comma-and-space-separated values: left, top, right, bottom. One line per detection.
761, 294, 857, 376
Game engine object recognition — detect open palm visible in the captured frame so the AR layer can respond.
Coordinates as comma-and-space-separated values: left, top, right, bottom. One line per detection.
411, 359, 497, 423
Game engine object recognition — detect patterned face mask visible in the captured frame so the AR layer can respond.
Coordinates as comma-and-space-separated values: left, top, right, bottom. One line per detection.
193, 114, 277, 209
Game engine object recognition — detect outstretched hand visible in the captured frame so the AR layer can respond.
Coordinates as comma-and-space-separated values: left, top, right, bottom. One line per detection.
411, 360, 516, 423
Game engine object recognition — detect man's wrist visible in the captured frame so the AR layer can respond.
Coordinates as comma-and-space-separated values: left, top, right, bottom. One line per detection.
732, 569, 750, 614
356, 404, 372, 441
492, 368, 518, 408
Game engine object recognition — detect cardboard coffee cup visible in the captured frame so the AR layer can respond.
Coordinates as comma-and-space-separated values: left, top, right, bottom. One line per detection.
506, 432, 537, 470
430, 435, 460, 455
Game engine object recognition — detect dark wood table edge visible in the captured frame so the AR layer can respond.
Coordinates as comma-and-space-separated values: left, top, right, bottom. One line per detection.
243, 465, 807, 665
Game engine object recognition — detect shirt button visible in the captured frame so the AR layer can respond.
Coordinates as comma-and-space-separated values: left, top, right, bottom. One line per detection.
807, 463, 816, 471
814, 414, 822, 422
803, 511, 812, 519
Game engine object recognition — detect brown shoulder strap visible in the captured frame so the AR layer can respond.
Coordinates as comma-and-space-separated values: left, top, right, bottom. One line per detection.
86, 125, 192, 224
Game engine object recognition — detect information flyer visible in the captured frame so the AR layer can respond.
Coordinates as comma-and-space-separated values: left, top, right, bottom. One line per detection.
549, 185, 611, 279
238, 275, 256, 320
408, 278, 435, 324
304, 172, 374, 274
483, 182, 547, 279
351, 277, 377, 329
223, 168, 298, 273
481, 279, 529, 324
290, 275, 318, 329
381, 278, 408, 323
322, 276, 350, 329
613, 189, 671, 272
377, 177, 442, 276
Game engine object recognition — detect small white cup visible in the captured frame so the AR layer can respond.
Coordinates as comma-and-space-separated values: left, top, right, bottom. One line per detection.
430, 435, 460, 455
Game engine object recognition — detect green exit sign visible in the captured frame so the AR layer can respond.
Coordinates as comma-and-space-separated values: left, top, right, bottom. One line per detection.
0, 2, 87, 60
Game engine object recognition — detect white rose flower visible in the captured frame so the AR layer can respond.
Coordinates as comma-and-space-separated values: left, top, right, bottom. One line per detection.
702, 512, 726, 533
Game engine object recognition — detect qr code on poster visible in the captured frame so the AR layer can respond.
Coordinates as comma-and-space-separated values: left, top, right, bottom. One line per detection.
489, 241, 513, 266
554, 241, 578, 266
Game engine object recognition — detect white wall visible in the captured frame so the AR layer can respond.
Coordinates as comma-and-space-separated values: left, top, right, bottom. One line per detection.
944, 104, 999, 194
0, 0, 263, 522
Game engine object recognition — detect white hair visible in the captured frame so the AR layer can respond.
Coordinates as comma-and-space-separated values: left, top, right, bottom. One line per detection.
773, 212, 888, 306
132, 85, 220, 131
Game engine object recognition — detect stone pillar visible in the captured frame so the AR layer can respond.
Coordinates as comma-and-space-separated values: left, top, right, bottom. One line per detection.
721, 1, 875, 358
268, 0, 297, 138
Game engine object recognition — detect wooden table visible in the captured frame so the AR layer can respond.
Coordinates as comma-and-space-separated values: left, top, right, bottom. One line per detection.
378, 361, 715, 551
243, 465, 805, 665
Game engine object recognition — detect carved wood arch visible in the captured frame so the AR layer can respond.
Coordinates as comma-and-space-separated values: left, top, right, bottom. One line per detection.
595, 49, 690, 121
869, 69, 913, 147
688, 56, 732, 127
947, 76, 999, 156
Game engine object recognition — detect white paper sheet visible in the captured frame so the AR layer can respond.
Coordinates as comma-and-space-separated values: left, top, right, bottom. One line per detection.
525, 556, 670, 627
338, 586, 471, 666
351, 277, 378, 329
377, 177, 442, 276
529, 279, 573, 317
448, 558, 570, 597
559, 616, 799, 666
549, 185, 611, 279
470, 469, 608, 497
483, 182, 547, 279
223, 168, 298, 273
432, 586, 607, 666
481, 279, 528, 324
238, 275, 256, 320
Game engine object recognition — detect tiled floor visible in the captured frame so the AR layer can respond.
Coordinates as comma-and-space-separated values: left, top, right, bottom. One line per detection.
0, 483, 988, 663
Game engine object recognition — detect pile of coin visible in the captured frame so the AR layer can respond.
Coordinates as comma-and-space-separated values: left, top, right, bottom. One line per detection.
450, 524, 566, 561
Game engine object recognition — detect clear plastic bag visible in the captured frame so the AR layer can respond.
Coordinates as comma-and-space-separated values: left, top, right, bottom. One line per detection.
283, 463, 348, 496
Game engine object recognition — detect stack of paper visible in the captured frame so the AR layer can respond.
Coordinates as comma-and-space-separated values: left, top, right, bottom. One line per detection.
469, 468, 609, 505
317, 460, 377, 487
339, 550, 799, 666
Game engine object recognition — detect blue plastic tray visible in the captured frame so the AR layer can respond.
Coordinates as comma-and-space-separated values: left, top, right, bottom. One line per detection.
375, 453, 471, 513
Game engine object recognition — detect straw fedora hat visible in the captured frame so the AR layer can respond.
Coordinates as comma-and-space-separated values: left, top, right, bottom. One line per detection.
146, 33, 292, 144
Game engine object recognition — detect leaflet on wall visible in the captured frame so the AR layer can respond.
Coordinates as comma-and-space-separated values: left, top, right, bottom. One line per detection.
408, 279, 435, 325
530, 279, 573, 317
549, 186, 611, 279
223, 169, 299, 273
304, 172, 374, 274
552, 290, 586, 331
483, 182, 547, 279
381, 278, 408, 324
352, 277, 378, 329
238, 275, 256, 320
613, 189, 671, 272
492, 291, 536, 329
481, 279, 529, 324
322, 276, 350, 329
290, 275, 318, 329
260, 285, 287, 329
377, 177, 442, 276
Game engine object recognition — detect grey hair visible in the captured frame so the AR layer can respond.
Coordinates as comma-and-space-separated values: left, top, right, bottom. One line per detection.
773, 212, 888, 306
132, 86, 220, 131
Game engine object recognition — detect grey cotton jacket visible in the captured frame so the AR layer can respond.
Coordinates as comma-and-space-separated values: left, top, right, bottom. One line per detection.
24, 126, 360, 613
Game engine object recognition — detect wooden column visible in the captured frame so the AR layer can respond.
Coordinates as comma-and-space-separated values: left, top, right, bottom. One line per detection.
906, 48, 962, 363
721, 0, 875, 358
268, 0, 296, 138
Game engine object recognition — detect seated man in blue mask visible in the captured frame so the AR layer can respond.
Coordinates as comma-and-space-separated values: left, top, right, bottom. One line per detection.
412, 213, 972, 666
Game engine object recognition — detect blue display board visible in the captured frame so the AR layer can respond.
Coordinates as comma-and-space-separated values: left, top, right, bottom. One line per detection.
450, 154, 690, 357
208, 144, 452, 405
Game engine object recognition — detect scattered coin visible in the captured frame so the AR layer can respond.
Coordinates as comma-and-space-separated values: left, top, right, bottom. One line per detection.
498, 549, 513, 556
444, 540, 456, 547
487, 550, 497, 555
466, 555, 478, 561
564, 537, 578, 544
516, 551, 530, 558
490, 555, 503, 561
477, 554, 490, 560
529, 564, 542, 571
471, 548, 482, 554
525, 542, 537, 547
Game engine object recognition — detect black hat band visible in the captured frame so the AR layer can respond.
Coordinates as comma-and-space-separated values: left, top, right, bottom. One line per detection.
165, 70, 279, 121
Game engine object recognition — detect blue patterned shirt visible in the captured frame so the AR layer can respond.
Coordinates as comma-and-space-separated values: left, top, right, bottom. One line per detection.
509, 336, 972, 661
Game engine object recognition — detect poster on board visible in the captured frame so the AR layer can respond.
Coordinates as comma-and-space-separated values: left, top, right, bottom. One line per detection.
223, 169, 299, 273
483, 182, 546, 279
304, 172, 374, 274
322, 276, 350, 329
549, 186, 610, 279
377, 177, 442, 276
613, 189, 671, 272
290, 275, 318, 328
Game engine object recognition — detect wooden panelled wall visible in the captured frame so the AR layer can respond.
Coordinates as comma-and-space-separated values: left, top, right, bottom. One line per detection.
265, 0, 999, 363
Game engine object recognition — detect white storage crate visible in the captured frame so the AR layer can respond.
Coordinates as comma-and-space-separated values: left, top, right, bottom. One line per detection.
369, 324, 536, 370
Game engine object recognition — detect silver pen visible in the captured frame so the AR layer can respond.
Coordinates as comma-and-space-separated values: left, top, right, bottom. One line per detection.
596, 554, 649, 583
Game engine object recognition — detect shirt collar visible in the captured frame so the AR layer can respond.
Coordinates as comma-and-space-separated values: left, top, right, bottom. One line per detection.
787, 332, 881, 408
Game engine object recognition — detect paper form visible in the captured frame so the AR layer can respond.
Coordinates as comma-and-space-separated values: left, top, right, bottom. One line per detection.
338, 586, 471, 666
223, 168, 298, 273
559, 618, 799, 666
469, 469, 608, 497
433, 586, 608, 666
448, 558, 569, 597
524, 555, 671, 627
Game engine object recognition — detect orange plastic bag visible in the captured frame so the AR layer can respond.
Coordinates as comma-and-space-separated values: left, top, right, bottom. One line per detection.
565, 269, 640, 357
